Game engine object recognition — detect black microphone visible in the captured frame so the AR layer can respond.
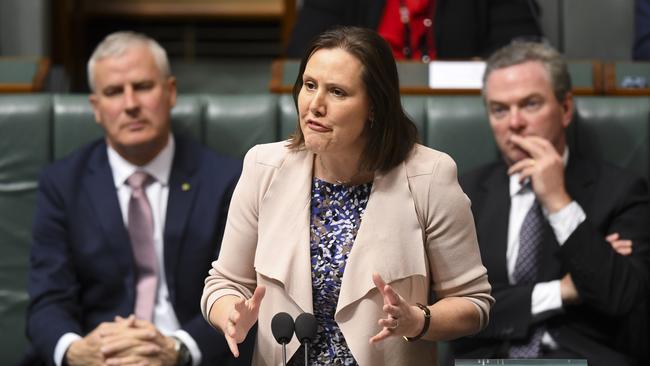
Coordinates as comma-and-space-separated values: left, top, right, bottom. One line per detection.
271, 312, 295, 366
294, 313, 317, 366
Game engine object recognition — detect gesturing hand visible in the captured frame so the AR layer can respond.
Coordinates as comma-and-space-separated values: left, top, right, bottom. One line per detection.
369, 273, 424, 344
225, 285, 266, 357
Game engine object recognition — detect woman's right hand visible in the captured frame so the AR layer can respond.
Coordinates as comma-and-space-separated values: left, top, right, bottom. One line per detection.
224, 285, 266, 357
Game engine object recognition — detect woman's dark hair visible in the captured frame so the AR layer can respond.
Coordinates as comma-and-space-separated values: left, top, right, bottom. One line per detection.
287, 26, 418, 172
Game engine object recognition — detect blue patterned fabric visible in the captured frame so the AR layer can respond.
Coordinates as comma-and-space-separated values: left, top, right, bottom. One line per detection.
289, 177, 372, 365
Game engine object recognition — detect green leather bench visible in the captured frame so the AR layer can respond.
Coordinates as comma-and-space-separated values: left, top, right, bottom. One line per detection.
1, 94, 649, 364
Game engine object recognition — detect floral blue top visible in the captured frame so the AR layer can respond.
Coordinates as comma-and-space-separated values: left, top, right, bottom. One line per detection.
289, 177, 372, 365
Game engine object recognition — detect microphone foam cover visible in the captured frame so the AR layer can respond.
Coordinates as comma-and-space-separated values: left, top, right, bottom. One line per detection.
294, 312, 318, 343
271, 312, 295, 344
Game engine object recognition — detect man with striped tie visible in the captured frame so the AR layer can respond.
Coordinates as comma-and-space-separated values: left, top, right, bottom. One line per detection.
453, 40, 650, 366
24, 31, 252, 366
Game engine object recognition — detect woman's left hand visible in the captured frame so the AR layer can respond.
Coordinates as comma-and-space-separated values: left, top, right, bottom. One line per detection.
369, 273, 424, 343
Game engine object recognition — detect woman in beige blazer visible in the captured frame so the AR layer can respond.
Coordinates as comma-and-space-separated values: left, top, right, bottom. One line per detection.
201, 26, 493, 365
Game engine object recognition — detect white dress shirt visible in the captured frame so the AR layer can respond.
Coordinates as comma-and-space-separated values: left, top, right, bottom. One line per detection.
506, 148, 586, 348
54, 135, 201, 366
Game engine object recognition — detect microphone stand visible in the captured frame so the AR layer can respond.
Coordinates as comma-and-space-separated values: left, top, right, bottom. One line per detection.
282, 343, 288, 366
304, 342, 309, 366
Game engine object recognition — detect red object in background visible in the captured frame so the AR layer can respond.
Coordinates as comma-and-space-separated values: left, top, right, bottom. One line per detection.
378, 0, 436, 61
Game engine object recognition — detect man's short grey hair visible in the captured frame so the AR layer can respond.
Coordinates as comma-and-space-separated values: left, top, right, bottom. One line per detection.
482, 40, 572, 103
87, 31, 171, 91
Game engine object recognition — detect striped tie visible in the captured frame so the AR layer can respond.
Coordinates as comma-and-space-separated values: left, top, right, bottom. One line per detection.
127, 171, 158, 321
509, 200, 545, 358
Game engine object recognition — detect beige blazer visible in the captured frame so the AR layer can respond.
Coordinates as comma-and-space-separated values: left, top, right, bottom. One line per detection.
201, 142, 493, 366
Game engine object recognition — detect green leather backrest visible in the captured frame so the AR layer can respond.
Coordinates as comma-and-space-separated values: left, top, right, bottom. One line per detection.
425, 96, 496, 175
574, 96, 650, 181
53, 94, 204, 160
171, 95, 205, 142
53, 95, 102, 159
0, 95, 51, 365
278, 94, 297, 140
203, 94, 279, 158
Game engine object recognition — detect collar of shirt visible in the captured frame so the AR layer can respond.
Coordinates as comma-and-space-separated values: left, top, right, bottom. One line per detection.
509, 146, 570, 198
107, 133, 175, 189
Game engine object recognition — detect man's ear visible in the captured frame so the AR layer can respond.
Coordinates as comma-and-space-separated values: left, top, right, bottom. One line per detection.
88, 94, 102, 125
561, 93, 574, 128
166, 76, 177, 108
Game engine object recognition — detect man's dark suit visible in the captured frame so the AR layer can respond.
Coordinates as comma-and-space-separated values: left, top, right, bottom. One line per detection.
286, 0, 541, 59
25, 136, 253, 365
454, 154, 650, 366
634, 0, 650, 60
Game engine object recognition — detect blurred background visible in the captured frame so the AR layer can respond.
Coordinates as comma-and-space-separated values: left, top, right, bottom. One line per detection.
0, 0, 640, 94
0, 0, 646, 364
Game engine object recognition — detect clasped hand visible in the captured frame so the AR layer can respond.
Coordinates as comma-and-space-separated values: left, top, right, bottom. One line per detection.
66, 315, 178, 366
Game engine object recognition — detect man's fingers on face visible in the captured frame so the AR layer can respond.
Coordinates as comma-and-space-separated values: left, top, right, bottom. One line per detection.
510, 135, 550, 157
507, 158, 536, 176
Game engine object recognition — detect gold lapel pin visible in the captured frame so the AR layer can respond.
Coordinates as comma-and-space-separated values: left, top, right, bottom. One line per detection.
181, 182, 190, 191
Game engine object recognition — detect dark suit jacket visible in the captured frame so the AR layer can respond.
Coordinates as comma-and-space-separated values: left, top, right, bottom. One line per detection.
285, 0, 541, 59
634, 0, 650, 60
25, 136, 253, 366
454, 155, 650, 366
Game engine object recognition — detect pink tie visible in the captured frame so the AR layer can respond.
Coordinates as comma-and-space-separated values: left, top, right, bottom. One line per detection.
127, 171, 158, 321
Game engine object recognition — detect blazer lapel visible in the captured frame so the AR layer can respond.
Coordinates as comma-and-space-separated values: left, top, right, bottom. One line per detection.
163, 139, 200, 298
565, 155, 597, 210
476, 164, 511, 283
83, 143, 134, 275
256, 149, 314, 313
337, 162, 426, 314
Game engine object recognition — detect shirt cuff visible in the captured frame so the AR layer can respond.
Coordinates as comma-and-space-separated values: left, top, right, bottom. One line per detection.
531, 280, 563, 316
54, 333, 82, 366
546, 200, 586, 245
173, 329, 202, 366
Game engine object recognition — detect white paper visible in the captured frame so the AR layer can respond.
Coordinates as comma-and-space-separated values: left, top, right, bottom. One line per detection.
428, 61, 486, 89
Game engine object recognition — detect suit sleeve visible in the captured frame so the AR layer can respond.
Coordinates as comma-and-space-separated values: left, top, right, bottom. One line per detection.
559, 175, 650, 316
26, 169, 83, 363
469, 170, 650, 342
473, 284, 536, 340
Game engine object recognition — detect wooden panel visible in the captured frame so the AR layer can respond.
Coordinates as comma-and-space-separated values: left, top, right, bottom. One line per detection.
80, 0, 284, 19
0, 58, 50, 93
270, 59, 604, 96
603, 62, 650, 96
